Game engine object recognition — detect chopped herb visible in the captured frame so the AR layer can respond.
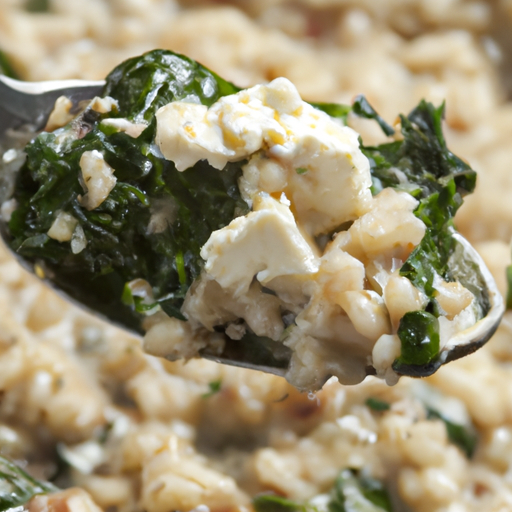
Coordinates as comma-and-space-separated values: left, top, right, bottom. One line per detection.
328, 469, 393, 512
426, 408, 478, 458
0, 455, 57, 511
202, 379, 222, 399
296, 167, 308, 175
365, 397, 391, 412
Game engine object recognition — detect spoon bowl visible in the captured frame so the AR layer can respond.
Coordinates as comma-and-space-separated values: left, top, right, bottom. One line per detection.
0, 73, 505, 384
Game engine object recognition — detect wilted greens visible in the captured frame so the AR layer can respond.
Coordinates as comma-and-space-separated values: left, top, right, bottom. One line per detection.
0, 455, 57, 511
253, 469, 393, 512
7, 49, 481, 370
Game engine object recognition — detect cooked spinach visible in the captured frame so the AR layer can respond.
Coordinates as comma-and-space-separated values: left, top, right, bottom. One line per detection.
253, 470, 392, 512
426, 408, 478, 458
7, 50, 479, 369
328, 469, 393, 512
360, 100, 481, 370
0, 455, 57, 511
394, 310, 440, 367
9, 50, 249, 330
365, 397, 391, 412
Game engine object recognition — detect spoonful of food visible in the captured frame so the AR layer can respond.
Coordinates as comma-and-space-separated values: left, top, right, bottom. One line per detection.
0, 50, 504, 391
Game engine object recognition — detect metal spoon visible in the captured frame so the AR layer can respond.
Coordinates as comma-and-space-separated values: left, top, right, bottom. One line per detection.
0, 74, 505, 382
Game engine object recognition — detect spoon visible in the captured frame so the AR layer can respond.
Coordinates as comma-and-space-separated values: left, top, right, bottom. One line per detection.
0, 74, 505, 383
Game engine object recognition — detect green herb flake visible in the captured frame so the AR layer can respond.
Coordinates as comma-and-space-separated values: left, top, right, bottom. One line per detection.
328, 469, 393, 512
0, 455, 57, 511
202, 379, 222, 399
296, 167, 308, 175
426, 408, 478, 458
365, 397, 391, 412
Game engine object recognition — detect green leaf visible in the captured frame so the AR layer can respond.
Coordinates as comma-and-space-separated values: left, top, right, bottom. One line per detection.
426, 408, 478, 458
394, 310, 440, 367
352, 95, 395, 136
365, 398, 390, 412
310, 102, 352, 123
328, 469, 393, 512
0, 455, 57, 511
9, 50, 249, 332
201, 379, 222, 399
102, 49, 241, 122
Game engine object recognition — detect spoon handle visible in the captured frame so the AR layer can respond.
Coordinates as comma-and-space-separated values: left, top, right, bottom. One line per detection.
0, 75, 104, 136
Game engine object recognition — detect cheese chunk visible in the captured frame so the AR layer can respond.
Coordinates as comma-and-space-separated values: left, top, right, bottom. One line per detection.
201, 193, 319, 297
156, 77, 372, 235
78, 150, 117, 211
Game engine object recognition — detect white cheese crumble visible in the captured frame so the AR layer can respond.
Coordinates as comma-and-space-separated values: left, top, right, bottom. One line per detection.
48, 211, 79, 242
200, 193, 319, 297
146, 78, 477, 391
156, 77, 372, 236
101, 118, 148, 138
78, 150, 117, 211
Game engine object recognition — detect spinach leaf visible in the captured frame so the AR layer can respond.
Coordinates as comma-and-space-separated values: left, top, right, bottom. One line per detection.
7, 50, 479, 373
253, 470, 392, 512
311, 102, 352, 124
358, 99, 479, 369
103, 49, 241, 122
394, 310, 440, 367
365, 398, 391, 412
328, 469, 393, 512
9, 50, 249, 331
426, 408, 478, 458
0, 455, 57, 511
352, 95, 395, 137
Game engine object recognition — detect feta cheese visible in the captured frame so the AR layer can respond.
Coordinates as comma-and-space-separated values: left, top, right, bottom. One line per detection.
48, 211, 79, 242
148, 77, 477, 391
156, 77, 372, 235
201, 193, 319, 297
78, 150, 117, 211
101, 118, 148, 138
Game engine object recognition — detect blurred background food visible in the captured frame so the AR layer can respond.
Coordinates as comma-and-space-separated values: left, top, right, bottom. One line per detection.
1, 1, 512, 511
